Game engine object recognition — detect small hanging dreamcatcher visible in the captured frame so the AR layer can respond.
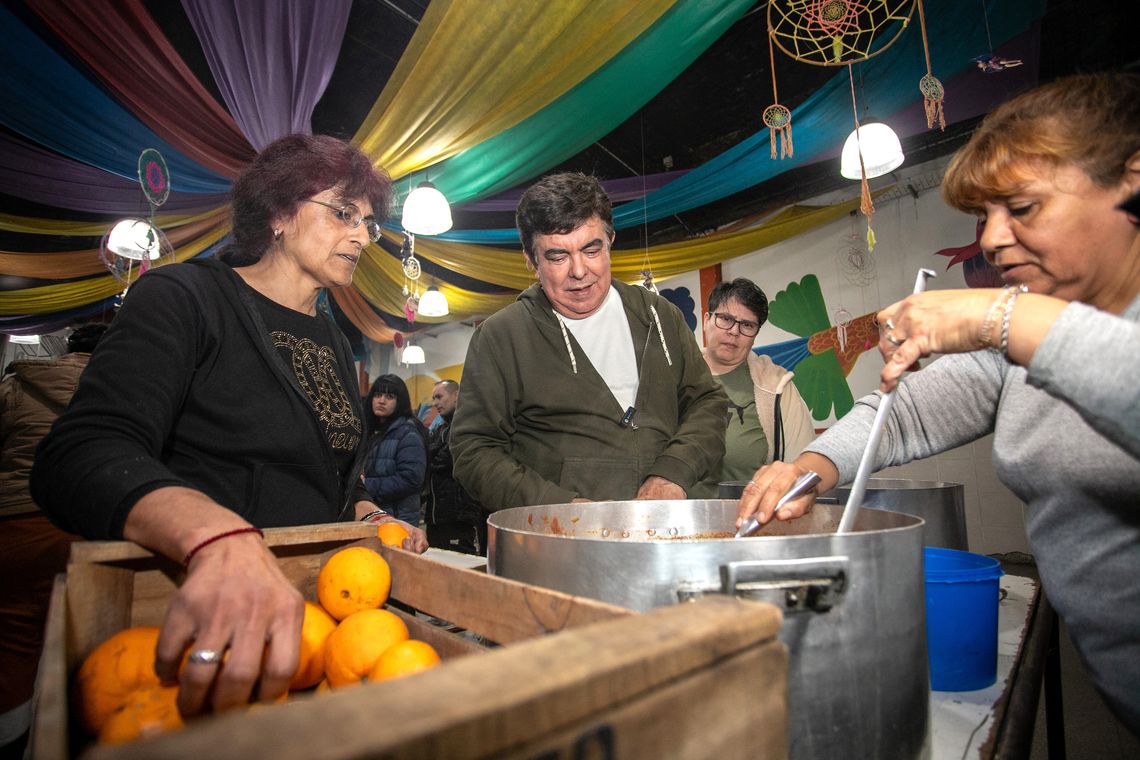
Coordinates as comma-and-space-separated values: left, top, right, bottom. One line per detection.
767, 1, 945, 249
101, 149, 176, 305
400, 232, 422, 322
838, 228, 876, 287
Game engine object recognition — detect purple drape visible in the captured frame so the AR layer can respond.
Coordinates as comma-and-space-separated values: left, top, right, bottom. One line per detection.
27, 0, 255, 179
181, 0, 352, 150
0, 133, 228, 215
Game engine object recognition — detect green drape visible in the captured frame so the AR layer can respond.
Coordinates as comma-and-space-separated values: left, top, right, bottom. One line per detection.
354, 0, 677, 179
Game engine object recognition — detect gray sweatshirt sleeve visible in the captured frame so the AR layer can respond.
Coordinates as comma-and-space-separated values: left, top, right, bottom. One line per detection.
805, 351, 1006, 484
1027, 301, 1140, 459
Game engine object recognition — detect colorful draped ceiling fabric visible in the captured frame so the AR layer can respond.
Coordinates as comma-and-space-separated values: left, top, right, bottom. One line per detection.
0, 0, 1045, 338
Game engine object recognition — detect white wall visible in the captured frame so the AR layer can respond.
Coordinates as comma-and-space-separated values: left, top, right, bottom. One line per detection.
383, 156, 1029, 555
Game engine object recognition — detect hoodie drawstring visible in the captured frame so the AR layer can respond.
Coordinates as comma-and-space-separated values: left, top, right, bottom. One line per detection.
554, 303, 672, 373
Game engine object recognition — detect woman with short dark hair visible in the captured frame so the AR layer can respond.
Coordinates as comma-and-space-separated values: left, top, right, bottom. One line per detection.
32, 134, 427, 718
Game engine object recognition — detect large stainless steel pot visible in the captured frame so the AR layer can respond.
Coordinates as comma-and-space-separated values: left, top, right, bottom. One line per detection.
823, 478, 967, 551
488, 500, 929, 760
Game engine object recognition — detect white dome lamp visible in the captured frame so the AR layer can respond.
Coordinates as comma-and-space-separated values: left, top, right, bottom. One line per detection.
401, 181, 453, 237
401, 343, 426, 365
106, 219, 164, 260
840, 122, 905, 180
417, 285, 449, 317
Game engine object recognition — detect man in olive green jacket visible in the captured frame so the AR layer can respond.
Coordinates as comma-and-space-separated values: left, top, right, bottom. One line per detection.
450, 173, 725, 510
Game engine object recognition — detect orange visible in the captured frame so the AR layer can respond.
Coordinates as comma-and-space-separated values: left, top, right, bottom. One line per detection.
323, 609, 408, 687
317, 546, 391, 621
289, 601, 338, 690
376, 522, 410, 548
97, 685, 182, 745
74, 626, 163, 735
368, 640, 441, 681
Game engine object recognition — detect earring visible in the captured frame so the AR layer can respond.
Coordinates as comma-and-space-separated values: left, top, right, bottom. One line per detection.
273, 229, 282, 240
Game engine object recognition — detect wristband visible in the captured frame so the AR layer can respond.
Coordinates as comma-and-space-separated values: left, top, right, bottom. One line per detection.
183, 527, 264, 568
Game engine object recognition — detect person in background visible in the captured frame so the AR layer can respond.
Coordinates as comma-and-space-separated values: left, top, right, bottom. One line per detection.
695, 278, 814, 497
451, 172, 726, 509
362, 374, 428, 526
0, 323, 106, 755
31, 134, 426, 721
423, 380, 485, 555
737, 72, 1140, 735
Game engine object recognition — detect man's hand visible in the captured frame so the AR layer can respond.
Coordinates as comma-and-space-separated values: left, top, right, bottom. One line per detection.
635, 476, 685, 501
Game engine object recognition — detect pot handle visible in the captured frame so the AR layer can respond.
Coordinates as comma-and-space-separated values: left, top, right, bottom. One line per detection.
677, 556, 849, 613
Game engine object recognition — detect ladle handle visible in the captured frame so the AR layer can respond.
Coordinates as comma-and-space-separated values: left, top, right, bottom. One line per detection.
837, 268, 936, 534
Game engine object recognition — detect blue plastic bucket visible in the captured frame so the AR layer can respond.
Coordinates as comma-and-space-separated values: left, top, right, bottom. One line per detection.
924, 547, 1004, 691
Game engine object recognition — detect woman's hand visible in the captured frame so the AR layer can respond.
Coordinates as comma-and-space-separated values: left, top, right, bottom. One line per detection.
123, 487, 307, 717
737, 454, 839, 529
357, 501, 429, 553
875, 289, 1003, 392
158, 532, 303, 716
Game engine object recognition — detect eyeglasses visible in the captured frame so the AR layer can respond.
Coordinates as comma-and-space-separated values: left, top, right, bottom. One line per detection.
711, 312, 760, 337
304, 199, 382, 242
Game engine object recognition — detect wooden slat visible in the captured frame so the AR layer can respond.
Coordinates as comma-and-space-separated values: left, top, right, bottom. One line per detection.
499, 639, 788, 760
29, 576, 70, 760
84, 596, 783, 760
388, 607, 487, 660
371, 540, 634, 644
68, 522, 377, 564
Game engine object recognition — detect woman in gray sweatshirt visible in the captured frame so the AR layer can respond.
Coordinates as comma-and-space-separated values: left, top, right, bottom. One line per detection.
737, 72, 1140, 735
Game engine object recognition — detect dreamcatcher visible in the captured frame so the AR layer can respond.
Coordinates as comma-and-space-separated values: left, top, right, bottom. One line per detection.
838, 229, 876, 286
100, 149, 176, 304
767, 1, 945, 248
399, 232, 422, 322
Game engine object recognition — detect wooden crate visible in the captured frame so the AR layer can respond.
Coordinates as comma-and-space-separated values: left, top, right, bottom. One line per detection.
32, 523, 787, 759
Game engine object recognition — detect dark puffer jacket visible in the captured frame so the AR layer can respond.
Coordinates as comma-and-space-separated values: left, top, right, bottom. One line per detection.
424, 415, 480, 526
363, 416, 427, 520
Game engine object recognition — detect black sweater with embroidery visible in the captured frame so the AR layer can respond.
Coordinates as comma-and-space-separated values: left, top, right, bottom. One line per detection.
31, 258, 369, 539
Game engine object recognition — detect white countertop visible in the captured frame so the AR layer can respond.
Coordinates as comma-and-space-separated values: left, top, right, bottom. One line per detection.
930, 574, 1037, 759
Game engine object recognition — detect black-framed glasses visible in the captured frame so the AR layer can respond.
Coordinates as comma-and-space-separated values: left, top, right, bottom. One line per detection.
711, 312, 760, 337
304, 199, 382, 242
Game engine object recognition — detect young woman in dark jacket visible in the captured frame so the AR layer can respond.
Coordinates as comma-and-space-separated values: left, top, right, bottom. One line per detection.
362, 375, 428, 525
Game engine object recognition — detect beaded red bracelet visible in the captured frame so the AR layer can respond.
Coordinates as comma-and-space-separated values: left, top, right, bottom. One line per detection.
182, 527, 264, 568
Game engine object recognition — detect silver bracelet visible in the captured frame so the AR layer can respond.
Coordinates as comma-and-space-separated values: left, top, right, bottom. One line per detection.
979, 288, 1010, 349
359, 509, 388, 522
999, 285, 1029, 357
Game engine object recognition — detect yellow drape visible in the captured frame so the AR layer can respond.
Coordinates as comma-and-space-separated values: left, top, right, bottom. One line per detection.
401, 192, 885, 291
351, 243, 518, 322
353, 0, 676, 178
351, 190, 890, 328
0, 214, 230, 279
0, 207, 227, 236
0, 224, 228, 315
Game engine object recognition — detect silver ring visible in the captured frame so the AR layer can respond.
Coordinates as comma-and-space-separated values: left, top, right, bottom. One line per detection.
886, 332, 904, 346
884, 318, 896, 330
187, 648, 223, 665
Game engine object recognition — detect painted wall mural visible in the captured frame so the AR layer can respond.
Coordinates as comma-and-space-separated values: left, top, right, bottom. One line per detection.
753, 274, 880, 421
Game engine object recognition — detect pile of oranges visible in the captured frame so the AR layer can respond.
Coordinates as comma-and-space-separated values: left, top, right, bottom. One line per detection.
74, 542, 440, 746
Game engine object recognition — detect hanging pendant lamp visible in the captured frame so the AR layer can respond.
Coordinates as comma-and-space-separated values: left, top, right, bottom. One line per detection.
840, 122, 905, 180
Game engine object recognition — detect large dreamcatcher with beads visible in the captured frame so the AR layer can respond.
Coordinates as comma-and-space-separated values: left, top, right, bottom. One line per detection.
765, 1, 945, 249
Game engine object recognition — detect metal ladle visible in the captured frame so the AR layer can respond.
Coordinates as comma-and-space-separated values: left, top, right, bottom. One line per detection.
837, 268, 937, 534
